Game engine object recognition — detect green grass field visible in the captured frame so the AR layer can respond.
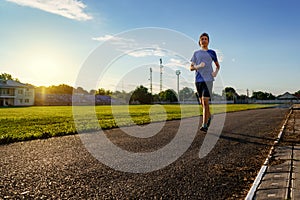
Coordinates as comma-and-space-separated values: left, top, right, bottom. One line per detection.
0, 104, 276, 144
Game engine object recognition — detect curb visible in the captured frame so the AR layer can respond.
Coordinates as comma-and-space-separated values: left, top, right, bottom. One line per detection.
245, 106, 293, 200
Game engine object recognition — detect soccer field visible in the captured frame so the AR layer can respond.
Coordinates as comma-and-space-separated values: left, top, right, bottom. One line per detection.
0, 104, 276, 144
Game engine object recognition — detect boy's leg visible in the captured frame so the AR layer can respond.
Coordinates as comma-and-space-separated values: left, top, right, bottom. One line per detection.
196, 82, 212, 132
203, 81, 213, 124
201, 97, 210, 126
201, 81, 213, 131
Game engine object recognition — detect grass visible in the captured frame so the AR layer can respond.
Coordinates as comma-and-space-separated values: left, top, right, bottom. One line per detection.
0, 104, 276, 144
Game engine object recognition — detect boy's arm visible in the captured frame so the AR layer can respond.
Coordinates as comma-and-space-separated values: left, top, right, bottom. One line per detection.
190, 62, 205, 71
190, 63, 196, 71
212, 61, 220, 77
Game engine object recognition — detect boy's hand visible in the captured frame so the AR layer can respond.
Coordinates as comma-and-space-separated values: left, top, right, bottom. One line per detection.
212, 71, 218, 77
190, 62, 206, 71
190, 65, 196, 71
193, 62, 205, 69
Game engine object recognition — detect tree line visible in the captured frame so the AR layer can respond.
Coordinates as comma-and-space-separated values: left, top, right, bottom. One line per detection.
222, 87, 300, 101
1, 73, 300, 104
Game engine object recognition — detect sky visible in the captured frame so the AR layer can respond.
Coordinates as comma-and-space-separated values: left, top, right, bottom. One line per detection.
1, 0, 300, 96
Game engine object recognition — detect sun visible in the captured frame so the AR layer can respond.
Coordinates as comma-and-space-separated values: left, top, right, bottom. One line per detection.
26, 49, 68, 85
16, 40, 78, 87
29, 54, 60, 75
31, 55, 56, 68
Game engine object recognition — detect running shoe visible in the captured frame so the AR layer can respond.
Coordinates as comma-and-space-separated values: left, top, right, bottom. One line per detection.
200, 126, 208, 132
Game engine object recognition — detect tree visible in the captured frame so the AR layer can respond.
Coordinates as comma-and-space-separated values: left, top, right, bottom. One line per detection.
74, 87, 89, 95
294, 90, 300, 98
112, 90, 132, 104
96, 88, 112, 96
159, 89, 178, 103
222, 87, 238, 101
212, 92, 225, 101
0, 73, 20, 82
130, 85, 152, 104
35, 84, 74, 94
152, 94, 160, 102
251, 91, 275, 100
49, 84, 74, 94
179, 87, 194, 101
89, 89, 97, 95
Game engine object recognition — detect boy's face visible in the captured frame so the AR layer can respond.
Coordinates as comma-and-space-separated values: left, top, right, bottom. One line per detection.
199, 36, 209, 47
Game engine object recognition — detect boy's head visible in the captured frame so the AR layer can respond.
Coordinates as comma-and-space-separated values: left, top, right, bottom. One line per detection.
198, 32, 209, 47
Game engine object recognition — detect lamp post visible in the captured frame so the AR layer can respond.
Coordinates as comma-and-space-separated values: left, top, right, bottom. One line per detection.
160, 58, 163, 93
149, 67, 152, 95
176, 70, 181, 101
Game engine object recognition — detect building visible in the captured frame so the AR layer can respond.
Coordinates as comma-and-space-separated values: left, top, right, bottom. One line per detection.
277, 92, 298, 100
0, 79, 34, 106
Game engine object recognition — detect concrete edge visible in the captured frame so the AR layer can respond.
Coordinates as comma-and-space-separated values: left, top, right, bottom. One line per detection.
245, 107, 293, 200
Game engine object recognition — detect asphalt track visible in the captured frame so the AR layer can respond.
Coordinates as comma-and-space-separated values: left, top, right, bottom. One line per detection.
0, 107, 289, 199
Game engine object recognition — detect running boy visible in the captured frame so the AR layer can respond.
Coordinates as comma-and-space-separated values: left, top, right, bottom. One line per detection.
190, 33, 220, 132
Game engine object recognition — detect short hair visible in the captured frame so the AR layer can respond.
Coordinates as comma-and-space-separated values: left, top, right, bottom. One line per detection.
200, 32, 209, 41
199, 32, 209, 46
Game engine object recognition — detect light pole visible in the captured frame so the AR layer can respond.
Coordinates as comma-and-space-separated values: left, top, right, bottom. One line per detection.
176, 70, 181, 101
149, 67, 152, 95
160, 58, 163, 93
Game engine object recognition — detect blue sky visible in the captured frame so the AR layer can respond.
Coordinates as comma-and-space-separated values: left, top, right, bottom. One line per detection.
1, 0, 300, 95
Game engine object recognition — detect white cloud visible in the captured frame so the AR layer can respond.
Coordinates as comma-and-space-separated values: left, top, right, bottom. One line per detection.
93, 34, 168, 58
92, 34, 136, 46
166, 58, 189, 67
92, 35, 114, 42
126, 48, 166, 58
169, 58, 182, 65
6, 0, 92, 21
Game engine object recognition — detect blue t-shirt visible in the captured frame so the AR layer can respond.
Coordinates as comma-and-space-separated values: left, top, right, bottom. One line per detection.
190, 49, 218, 82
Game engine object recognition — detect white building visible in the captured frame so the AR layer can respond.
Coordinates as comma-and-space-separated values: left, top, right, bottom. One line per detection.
0, 79, 35, 106
277, 92, 297, 100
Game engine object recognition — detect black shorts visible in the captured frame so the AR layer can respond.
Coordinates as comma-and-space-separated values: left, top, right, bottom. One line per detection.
195, 81, 213, 98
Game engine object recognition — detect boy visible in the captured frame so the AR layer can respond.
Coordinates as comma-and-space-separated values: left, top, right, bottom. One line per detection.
190, 33, 220, 132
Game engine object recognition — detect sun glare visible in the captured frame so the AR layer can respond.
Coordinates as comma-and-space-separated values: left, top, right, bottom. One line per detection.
26, 50, 69, 85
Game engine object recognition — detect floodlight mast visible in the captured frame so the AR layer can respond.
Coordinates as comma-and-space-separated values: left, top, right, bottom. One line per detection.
176, 70, 181, 101
149, 67, 152, 95
160, 58, 163, 93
